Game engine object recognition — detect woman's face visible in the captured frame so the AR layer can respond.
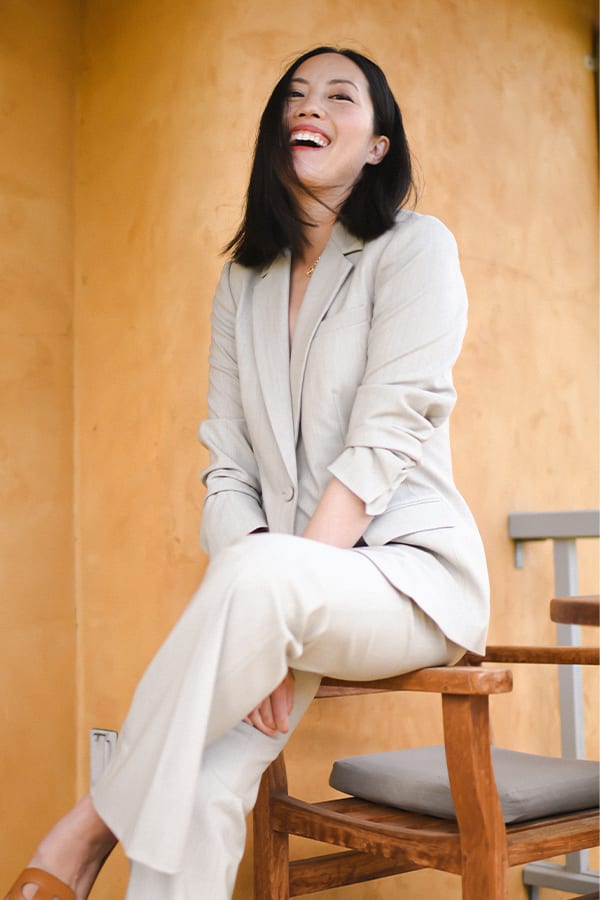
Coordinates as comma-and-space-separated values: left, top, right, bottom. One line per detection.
284, 53, 389, 204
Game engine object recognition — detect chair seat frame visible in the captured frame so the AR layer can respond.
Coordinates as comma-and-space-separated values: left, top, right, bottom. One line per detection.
254, 653, 599, 900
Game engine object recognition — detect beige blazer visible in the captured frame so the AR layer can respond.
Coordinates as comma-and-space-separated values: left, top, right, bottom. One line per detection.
199, 211, 489, 653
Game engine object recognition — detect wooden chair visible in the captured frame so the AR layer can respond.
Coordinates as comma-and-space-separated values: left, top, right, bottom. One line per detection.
254, 630, 599, 899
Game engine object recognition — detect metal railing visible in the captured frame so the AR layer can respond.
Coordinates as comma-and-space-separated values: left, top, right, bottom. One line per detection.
509, 509, 600, 899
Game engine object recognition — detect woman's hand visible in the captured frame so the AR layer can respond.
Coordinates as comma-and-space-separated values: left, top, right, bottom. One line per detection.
244, 670, 295, 736
303, 476, 372, 547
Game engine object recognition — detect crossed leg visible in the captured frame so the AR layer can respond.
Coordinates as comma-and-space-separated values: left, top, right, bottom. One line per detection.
8, 534, 459, 900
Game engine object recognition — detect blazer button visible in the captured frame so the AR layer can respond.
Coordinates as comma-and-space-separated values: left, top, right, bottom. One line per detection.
281, 486, 295, 501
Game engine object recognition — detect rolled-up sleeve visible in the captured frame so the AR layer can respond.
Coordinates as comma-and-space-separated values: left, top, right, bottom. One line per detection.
199, 263, 267, 556
327, 216, 467, 515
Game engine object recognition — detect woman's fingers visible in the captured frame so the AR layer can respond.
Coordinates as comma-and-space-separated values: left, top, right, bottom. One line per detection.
244, 671, 297, 736
270, 671, 296, 733
244, 700, 276, 736
270, 682, 290, 733
286, 670, 296, 712
258, 695, 276, 730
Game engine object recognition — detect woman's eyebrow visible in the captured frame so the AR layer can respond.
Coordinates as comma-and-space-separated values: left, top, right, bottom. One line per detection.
289, 76, 359, 90
327, 78, 359, 89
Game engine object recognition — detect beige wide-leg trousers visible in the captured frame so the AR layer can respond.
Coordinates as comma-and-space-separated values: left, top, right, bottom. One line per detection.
91, 533, 461, 900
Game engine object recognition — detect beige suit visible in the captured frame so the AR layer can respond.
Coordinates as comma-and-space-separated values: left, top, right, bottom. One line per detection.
200, 210, 489, 653
91, 211, 489, 898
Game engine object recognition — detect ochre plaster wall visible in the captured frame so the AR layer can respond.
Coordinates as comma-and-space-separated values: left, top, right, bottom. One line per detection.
0, 0, 78, 878
76, 3, 599, 898
2, 0, 598, 897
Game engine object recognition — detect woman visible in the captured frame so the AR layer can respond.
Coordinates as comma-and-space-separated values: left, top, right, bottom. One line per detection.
6, 46, 489, 900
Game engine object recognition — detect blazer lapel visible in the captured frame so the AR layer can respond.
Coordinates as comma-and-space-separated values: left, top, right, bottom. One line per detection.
251, 252, 297, 484
290, 223, 363, 439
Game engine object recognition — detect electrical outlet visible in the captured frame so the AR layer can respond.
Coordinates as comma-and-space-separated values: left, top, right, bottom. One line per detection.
90, 729, 118, 786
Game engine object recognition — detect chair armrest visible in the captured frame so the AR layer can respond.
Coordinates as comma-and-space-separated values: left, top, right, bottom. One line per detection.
317, 665, 513, 698
550, 595, 599, 627
465, 646, 600, 666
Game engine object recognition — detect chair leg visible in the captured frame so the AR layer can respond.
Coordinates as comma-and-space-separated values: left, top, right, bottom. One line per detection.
253, 753, 290, 899
442, 694, 509, 900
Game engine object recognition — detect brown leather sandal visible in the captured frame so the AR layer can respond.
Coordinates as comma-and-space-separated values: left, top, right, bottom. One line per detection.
5, 868, 75, 900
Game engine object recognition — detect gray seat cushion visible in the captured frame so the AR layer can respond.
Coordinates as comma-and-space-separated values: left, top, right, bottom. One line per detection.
329, 746, 600, 824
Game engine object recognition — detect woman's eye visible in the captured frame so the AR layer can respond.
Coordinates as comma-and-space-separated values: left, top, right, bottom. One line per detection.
331, 93, 352, 102
287, 90, 304, 99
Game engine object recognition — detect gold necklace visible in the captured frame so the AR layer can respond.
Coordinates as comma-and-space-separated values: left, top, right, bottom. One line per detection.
306, 257, 320, 277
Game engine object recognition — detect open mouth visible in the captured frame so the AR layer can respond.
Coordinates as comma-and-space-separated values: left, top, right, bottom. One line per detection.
289, 130, 330, 148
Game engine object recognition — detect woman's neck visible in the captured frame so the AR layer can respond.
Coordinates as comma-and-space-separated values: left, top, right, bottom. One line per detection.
295, 197, 337, 270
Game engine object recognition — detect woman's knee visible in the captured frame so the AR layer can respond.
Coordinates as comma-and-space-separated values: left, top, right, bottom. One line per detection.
206, 534, 326, 635
209, 533, 307, 593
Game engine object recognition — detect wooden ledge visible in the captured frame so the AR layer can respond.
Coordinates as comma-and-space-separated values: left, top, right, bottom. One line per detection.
466, 646, 600, 666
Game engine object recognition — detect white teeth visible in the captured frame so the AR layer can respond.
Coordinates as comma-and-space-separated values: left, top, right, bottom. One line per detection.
290, 130, 330, 147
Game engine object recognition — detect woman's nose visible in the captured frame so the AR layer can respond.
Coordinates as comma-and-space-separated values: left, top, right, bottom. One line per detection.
296, 95, 322, 118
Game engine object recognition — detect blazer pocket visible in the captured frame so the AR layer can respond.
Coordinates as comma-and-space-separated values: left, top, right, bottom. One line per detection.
317, 304, 371, 334
364, 497, 457, 546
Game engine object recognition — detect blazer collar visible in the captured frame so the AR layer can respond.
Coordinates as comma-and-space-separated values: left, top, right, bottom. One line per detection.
289, 223, 363, 437
251, 250, 297, 484
251, 222, 364, 478
328, 219, 364, 257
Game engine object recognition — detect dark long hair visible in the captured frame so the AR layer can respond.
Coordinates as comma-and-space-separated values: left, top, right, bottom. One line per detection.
226, 46, 415, 268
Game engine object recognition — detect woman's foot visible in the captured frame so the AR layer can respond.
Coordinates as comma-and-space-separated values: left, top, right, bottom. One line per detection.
6, 869, 75, 900
17, 794, 117, 900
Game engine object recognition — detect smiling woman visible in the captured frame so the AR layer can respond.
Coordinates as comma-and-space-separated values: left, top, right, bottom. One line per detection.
226, 46, 414, 268
5, 46, 489, 900
282, 53, 393, 341
285, 54, 390, 213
